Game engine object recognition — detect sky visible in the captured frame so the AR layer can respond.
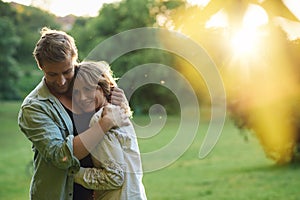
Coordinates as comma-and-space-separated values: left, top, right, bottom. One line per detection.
2, 0, 120, 17
2, 0, 219, 17
2, 0, 300, 19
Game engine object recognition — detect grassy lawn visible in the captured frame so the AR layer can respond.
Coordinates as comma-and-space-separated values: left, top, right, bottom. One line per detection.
0, 102, 32, 200
0, 102, 299, 199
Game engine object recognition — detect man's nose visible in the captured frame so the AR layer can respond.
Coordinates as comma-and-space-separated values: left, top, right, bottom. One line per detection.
57, 75, 66, 86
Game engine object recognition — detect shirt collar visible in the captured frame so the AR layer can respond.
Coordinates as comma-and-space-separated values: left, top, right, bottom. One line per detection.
36, 77, 57, 103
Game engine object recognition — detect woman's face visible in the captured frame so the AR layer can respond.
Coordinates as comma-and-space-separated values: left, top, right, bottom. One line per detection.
73, 78, 107, 113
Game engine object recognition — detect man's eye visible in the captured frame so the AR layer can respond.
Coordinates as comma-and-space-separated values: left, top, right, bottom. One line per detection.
64, 69, 72, 75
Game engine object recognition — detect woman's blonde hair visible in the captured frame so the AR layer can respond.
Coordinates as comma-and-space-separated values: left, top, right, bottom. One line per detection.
75, 61, 117, 101
75, 61, 132, 116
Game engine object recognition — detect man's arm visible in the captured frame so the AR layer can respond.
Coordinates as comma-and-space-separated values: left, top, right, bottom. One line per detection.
73, 105, 129, 160
18, 102, 80, 170
74, 164, 124, 190
111, 87, 132, 118
110, 87, 128, 106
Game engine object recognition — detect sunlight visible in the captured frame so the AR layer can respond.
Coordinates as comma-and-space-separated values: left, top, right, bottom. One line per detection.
274, 17, 300, 41
205, 9, 228, 29
205, 4, 269, 58
243, 4, 269, 28
186, 0, 210, 7
3, 0, 31, 5
3, 0, 121, 17
283, 0, 300, 20
230, 4, 268, 58
50, 0, 102, 17
230, 28, 260, 57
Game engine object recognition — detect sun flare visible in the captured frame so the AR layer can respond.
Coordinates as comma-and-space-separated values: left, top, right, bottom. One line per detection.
230, 4, 269, 58
230, 28, 260, 57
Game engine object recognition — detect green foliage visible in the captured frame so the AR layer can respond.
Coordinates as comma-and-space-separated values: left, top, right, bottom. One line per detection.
0, 0, 184, 107
162, 0, 184, 9
0, 1, 61, 65
12, 4, 61, 64
71, 0, 184, 59
71, 0, 183, 114
0, 1, 18, 21
71, 0, 157, 59
131, 84, 180, 115
110, 49, 181, 115
0, 17, 20, 100
17, 68, 43, 98
0, 0, 60, 100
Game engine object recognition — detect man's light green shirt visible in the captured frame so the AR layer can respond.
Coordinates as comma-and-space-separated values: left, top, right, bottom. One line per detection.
18, 78, 80, 200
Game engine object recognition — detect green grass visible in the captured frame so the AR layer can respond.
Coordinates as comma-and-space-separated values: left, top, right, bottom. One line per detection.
1, 102, 299, 199
0, 101, 32, 200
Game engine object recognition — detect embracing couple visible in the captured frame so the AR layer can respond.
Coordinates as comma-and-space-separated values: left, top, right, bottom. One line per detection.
18, 27, 147, 200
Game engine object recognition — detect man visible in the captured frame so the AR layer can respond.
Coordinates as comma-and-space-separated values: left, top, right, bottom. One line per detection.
18, 27, 129, 200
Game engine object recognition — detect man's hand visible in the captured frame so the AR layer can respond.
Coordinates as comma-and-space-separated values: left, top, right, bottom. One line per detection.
111, 87, 132, 118
110, 87, 128, 106
100, 105, 130, 129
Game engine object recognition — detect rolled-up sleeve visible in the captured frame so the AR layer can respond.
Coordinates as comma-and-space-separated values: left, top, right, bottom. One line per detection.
74, 164, 124, 190
18, 101, 80, 171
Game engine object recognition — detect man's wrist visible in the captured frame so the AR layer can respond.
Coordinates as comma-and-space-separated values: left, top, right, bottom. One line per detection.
98, 117, 113, 133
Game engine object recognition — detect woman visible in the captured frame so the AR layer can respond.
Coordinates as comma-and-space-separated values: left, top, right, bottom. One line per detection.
72, 61, 147, 200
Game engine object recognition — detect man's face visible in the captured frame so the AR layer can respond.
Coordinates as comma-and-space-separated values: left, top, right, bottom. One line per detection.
41, 58, 75, 96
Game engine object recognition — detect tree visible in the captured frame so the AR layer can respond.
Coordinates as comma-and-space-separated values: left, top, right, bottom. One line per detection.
71, 0, 184, 114
12, 3, 61, 65
162, 0, 300, 164
0, 17, 20, 100
0, 1, 62, 99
